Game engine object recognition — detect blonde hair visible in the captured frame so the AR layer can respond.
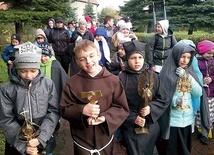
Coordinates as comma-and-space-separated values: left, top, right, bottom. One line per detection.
74, 39, 99, 60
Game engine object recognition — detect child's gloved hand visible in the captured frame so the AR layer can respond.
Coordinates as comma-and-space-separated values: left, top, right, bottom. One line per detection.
176, 67, 185, 77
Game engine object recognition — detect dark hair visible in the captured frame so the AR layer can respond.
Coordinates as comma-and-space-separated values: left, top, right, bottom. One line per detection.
104, 15, 114, 25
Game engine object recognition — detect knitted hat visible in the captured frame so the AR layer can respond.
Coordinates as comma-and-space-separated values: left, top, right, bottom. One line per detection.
123, 40, 146, 60
55, 17, 64, 23
11, 34, 21, 43
14, 41, 42, 69
197, 40, 214, 54
120, 23, 130, 31
85, 15, 92, 22
79, 17, 87, 25
38, 42, 52, 57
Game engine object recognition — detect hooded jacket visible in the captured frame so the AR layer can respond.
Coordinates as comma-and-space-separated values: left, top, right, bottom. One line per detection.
45, 18, 56, 42
0, 68, 60, 154
147, 20, 177, 68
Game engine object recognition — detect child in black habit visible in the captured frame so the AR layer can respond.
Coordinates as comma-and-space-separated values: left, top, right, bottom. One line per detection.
118, 40, 169, 155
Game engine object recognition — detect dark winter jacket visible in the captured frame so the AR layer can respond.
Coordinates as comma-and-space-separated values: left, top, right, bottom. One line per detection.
147, 29, 177, 67
49, 27, 70, 55
70, 29, 94, 43
1, 44, 15, 63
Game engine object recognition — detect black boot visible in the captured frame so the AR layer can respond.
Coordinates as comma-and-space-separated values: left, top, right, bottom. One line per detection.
199, 135, 209, 145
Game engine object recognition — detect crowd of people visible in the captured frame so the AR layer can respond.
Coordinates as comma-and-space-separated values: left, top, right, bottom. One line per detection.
0, 14, 214, 155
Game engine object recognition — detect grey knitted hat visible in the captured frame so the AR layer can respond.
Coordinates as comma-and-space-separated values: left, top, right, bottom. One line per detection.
14, 41, 42, 69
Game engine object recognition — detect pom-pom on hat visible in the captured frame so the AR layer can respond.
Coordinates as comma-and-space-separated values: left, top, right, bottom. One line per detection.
197, 40, 214, 54
38, 42, 52, 57
11, 34, 21, 43
14, 41, 42, 69
123, 40, 146, 60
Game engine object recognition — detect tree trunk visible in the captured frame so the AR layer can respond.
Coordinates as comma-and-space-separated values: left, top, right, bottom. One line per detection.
188, 23, 194, 35
15, 22, 23, 37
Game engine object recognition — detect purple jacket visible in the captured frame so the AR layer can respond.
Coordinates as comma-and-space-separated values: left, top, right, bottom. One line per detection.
197, 57, 214, 97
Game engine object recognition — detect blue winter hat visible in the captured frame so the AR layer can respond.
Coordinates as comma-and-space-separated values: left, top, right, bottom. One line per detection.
38, 42, 52, 57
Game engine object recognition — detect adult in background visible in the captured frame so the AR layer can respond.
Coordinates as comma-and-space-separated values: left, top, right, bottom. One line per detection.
44, 18, 55, 42
49, 17, 70, 73
85, 15, 95, 35
70, 17, 94, 43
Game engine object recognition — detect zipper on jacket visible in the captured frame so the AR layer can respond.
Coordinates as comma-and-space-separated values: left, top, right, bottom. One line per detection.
28, 82, 33, 122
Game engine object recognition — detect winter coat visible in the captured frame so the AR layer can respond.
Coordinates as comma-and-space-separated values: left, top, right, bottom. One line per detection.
1, 44, 15, 63
197, 57, 214, 97
0, 68, 60, 154
147, 29, 177, 68
170, 75, 202, 127
49, 27, 70, 55
70, 29, 94, 43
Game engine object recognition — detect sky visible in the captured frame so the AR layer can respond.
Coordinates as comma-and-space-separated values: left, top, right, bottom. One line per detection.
97, 0, 127, 11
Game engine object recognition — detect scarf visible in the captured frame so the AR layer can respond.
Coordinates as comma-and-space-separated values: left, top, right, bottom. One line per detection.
94, 36, 111, 63
40, 56, 56, 78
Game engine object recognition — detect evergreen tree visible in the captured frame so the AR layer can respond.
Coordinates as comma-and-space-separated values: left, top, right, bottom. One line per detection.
0, 0, 72, 35
83, 1, 96, 20
166, 0, 214, 33
65, 5, 77, 23
120, 0, 214, 33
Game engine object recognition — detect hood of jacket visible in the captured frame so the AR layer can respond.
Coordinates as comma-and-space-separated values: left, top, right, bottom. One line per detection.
35, 28, 47, 41
94, 27, 108, 40
47, 18, 56, 29
158, 19, 169, 36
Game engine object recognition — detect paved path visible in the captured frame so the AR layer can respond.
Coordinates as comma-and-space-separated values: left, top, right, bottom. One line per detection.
53, 119, 214, 155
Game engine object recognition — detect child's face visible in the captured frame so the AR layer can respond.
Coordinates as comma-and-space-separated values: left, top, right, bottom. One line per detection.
128, 53, 144, 71
68, 24, 74, 29
76, 47, 101, 76
178, 52, 191, 68
36, 36, 45, 43
118, 44, 125, 57
120, 28, 130, 36
18, 69, 39, 81
49, 21, 54, 28
95, 35, 102, 41
156, 24, 163, 34
41, 54, 50, 64
11, 39, 20, 46
202, 50, 214, 60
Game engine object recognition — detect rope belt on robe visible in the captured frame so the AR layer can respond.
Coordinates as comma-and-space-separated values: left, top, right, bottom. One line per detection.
73, 135, 114, 155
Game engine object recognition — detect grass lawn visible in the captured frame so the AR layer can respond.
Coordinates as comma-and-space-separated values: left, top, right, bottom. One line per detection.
0, 57, 8, 154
